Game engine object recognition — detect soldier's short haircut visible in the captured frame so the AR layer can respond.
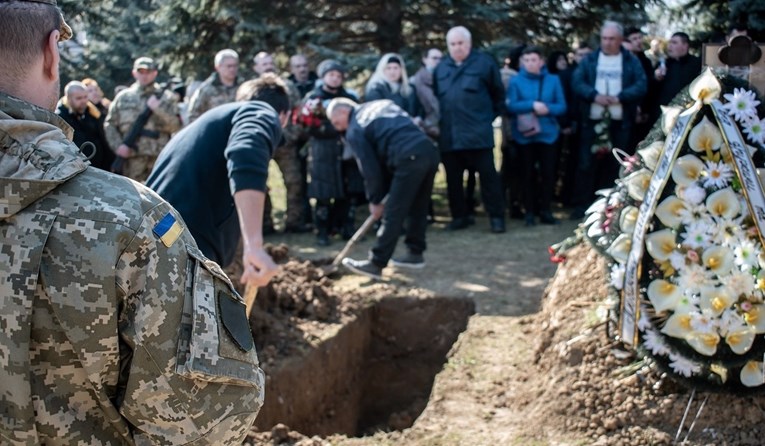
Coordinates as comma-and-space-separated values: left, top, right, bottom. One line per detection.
0, 2, 62, 85
64, 81, 86, 96
214, 49, 239, 67
235, 73, 290, 113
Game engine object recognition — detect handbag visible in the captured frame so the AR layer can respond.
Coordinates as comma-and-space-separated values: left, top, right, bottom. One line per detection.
515, 76, 545, 137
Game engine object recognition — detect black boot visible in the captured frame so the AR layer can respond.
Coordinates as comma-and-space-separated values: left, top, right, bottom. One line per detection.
341, 203, 357, 240
315, 204, 331, 246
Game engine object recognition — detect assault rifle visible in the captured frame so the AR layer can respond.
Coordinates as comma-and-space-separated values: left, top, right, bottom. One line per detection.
110, 90, 163, 174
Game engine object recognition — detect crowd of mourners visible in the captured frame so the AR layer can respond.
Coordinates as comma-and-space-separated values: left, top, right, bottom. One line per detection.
58, 20, 750, 270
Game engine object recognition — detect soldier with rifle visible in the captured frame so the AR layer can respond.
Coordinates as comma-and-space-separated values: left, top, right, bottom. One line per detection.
105, 57, 181, 181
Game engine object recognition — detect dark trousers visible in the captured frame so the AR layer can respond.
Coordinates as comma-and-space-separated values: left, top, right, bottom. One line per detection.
571, 119, 632, 207
442, 148, 505, 219
518, 141, 556, 214
371, 148, 440, 267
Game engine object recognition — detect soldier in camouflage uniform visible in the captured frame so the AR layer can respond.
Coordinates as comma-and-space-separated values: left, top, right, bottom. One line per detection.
253, 52, 310, 233
104, 57, 181, 182
187, 49, 242, 124
0, 1, 265, 444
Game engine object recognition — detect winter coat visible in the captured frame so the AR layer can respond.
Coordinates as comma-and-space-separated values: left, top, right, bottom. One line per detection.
55, 98, 115, 171
410, 67, 440, 138
304, 85, 358, 200
656, 54, 702, 106
571, 47, 647, 124
364, 81, 422, 119
506, 67, 567, 145
433, 50, 506, 151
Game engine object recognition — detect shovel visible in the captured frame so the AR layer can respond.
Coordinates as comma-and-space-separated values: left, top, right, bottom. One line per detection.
323, 195, 388, 275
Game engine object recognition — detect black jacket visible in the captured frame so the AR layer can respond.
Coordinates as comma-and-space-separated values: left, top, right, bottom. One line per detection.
146, 101, 282, 266
345, 100, 435, 203
364, 82, 423, 119
656, 53, 702, 106
55, 100, 115, 171
433, 50, 506, 151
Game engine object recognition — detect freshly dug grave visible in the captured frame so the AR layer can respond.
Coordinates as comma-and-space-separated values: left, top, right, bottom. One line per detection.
519, 242, 765, 445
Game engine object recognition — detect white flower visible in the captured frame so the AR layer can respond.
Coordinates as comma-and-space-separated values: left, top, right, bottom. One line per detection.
680, 221, 712, 250
741, 361, 765, 387
734, 239, 761, 272
679, 184, 707, 205
672, 154, 705, 186
678, 203, 713, 228
677, 264, 713, 295
668, 353, 701, 377
743, 117, 765, 145
643, 330, 671, 356
706, 188, 741, 220
711, 216, 745, 245
723, 88, 761, 122
645, 229, 677, 261
606, 233, 632, 265
702, 160, 734, 189
690, 310, 719, 334
656, 196, 687, 228
727, 270, 755, 298
689, 116, 723, 153
610, 263, 625, 290
669, 251, 687, 271
719, 308, 747, 337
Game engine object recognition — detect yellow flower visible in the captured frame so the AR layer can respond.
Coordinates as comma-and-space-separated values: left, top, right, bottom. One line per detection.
623, 169, 653, 201
699, 286, 732, 317
661, 312, 694, 338
655, 196, 687, 228
688, 67, 722, 104
705, 188, 740, 219
619, 206, 639, 233
606, 233, 632, 265
647, 279, 683, 312
645, 229, 677, 261
688, 116, 723, 153
687, 332, 720, 356
744, 304, 765, 333
740, 361, 765, 387
726, 327, 755, 355
671, 155, 705, 186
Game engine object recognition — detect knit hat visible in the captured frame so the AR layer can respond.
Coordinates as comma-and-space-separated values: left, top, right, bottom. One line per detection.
317, 59, 346, 78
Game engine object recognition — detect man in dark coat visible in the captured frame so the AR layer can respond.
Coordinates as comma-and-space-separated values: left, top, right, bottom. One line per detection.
147, 74, 290, 287
653, 32, 702, 115
56, 81, 115, 171
433, 26, 507, 233
570, 21, 647, 219
327, 98, 440, 280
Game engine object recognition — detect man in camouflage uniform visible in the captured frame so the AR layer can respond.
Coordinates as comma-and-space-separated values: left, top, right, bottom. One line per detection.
0, 1, 266, 444
253, 51, 310, 232
187, 48, 242, 123
105, 56, 181, 182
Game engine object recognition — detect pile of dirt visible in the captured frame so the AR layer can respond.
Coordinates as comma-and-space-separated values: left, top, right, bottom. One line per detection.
521, 242, 765, 445
225, 244, 368, 365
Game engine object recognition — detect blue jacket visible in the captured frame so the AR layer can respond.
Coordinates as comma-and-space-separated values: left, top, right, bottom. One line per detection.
571, 47, 647, 124
433, 50, 506, 151
506, 67, 567, 145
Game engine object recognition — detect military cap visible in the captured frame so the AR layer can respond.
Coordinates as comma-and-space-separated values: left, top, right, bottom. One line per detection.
9, 0, 72, 41
133, 57, 158, 71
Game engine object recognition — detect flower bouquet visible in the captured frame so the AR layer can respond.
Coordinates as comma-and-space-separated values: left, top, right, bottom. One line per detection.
591, 107, 613, 158
582, 68, 765, 392
294, 97, 326, 129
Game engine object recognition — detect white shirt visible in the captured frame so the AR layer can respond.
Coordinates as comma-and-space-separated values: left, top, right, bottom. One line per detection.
590, 52, 623, 120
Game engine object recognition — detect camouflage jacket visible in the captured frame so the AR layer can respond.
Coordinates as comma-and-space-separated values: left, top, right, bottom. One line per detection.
0, 91, 264, 445
186, 73, 241, 124
104, 82, 181, 158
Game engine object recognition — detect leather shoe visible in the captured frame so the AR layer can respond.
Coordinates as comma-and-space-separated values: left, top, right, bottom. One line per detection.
490, 217, 506, 233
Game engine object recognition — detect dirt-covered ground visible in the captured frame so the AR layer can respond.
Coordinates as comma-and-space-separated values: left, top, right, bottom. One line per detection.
232, 205, 765, 445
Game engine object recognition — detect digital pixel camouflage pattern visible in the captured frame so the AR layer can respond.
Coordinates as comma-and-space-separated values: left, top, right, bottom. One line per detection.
104, 82, 181, 181
0, 91, 264, 445
186, 73, 241, 124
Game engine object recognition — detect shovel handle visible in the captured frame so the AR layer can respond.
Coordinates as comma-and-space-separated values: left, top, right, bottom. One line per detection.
331, 195, 388, 267
244, 283, 258, 317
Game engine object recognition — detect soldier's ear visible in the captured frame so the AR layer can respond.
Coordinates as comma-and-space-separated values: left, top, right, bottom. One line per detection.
42, 30, 61, 83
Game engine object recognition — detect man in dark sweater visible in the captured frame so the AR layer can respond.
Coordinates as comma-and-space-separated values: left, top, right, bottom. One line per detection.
327, 98, 440, 280
146, 74, 289, 288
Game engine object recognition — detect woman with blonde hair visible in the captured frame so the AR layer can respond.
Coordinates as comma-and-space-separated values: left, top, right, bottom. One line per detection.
365, 53, 422, 121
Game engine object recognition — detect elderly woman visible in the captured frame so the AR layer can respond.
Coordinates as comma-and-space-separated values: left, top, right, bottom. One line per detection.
364, 53, 423, 121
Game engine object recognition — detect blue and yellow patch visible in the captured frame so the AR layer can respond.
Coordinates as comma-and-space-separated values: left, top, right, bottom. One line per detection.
153, 212, 184, 248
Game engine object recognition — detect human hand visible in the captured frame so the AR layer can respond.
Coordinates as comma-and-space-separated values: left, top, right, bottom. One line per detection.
240, 245, 279, 290
116, 144, 133, 158
654, 67, 666, 81
606, 95, 620, 105
369, 202, 384, 220
532, 101, 549, 115
594, 94, 611, 106
146, 95, 161, 111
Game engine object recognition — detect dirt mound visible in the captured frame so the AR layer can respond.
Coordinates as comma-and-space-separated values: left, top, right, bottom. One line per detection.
523, 242, 765, 445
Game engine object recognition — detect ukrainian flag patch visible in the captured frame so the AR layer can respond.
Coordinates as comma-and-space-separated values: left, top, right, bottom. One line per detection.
153, 212, 184, 248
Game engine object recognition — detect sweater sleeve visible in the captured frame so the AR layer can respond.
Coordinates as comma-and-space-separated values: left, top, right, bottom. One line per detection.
506, 80, 535, 115
224, 103, 282, 196
347, 124, 386, 204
